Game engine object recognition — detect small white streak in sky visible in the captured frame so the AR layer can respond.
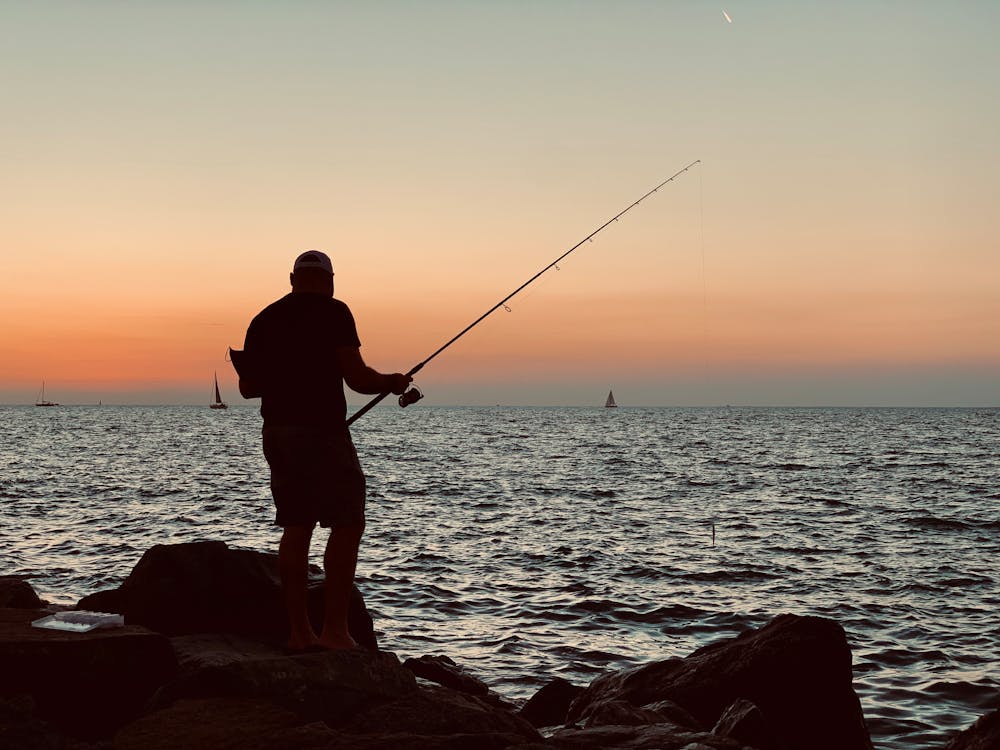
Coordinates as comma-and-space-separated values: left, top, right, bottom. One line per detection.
722, 9, 733, 23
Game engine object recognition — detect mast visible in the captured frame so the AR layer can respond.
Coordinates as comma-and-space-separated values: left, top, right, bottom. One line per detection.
210, 372, 227, 409
35, 380, 58, 407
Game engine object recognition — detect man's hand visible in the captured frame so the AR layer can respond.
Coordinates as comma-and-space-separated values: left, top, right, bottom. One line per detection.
385, 373, 412, 395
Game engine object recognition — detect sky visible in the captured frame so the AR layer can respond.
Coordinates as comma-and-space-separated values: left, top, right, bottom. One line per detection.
2, 1, 997, 406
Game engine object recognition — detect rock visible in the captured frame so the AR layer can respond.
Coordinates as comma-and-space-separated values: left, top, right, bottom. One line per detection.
323, 733, 536, 750
0, 694, 65, 750
403, 655, 490, 697
567, 657, 684, 723
519, 677, 584, 728
547, 723, 747, 749
566, 613, 873, 750
124, 637, 539, 749
234, 722, 342, 750
342, 684, 541, 740
0, 577, 43, 609
113, 697, 304, 750
711, 698, 774, 749
151, 636, 417, 728
643, 700, 702, 731
944, 706, 1000, 749
581, 699, 669, 728
267, 726, 535, 750
0, 608, 177, 740
121, 688, 537, 750
403, 655, 490, 695
402, 654, 517, 711
167, 632, 282, 676
77, 540, 375, 649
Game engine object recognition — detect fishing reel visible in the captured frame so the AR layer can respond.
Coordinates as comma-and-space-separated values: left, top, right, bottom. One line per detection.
398, 385, 424, 408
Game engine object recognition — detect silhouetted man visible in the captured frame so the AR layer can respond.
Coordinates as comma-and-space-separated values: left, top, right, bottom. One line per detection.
236, 250, 410, 651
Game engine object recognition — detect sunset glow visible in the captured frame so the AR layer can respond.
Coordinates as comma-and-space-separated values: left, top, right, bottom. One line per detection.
2, 2, 997, 405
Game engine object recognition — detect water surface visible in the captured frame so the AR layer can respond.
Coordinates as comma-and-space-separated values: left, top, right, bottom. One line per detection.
1, 405, 997, 748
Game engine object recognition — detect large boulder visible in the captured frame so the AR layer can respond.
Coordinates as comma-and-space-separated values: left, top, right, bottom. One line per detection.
519, 677, 585, 728
77, 540, 375, 648
117, 697, 534, 750
114, 697, 304, 750
567, 613, 873, 750
0, 694, 68, 750
0, 608, 177, 740
712, 698, 775, 749
403, 655, 490, 698
126, 634, 540, 749
342, 684, 540, 740
151, 634, 415, 726
0, 578, 43, 609
403, 654, 517, 711
546, 723, 747, 749
581, 699, 680, 728
944, 707, 1000, 749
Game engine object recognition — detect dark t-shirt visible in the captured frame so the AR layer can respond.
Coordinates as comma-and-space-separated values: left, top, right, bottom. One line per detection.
243, 292, 361, 430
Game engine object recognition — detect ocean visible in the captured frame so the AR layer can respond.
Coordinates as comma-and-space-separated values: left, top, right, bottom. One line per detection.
1, 404, 997, 748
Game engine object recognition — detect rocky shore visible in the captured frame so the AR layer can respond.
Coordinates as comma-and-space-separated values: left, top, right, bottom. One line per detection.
1, 541, 995, 749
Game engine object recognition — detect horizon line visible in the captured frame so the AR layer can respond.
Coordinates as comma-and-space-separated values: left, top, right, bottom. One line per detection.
2, 403, 996, 410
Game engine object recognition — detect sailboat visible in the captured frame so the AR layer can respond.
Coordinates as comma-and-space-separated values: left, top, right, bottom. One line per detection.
210, 372, 228, 410
604, 389, 618, 408
35, 381, 58, 407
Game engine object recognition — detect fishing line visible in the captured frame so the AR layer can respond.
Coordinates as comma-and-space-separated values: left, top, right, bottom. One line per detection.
699, 162, 709, 377
497, 250, 566, 314
347, 159, 702, 427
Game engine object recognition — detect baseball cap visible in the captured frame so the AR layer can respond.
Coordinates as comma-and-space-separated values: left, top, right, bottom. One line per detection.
292, 250, 334, 275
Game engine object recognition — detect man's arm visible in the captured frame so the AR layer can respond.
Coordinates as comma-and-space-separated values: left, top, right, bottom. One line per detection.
229, 348, 263, 399
238, 377, 261, 399
336, 346, 411, 395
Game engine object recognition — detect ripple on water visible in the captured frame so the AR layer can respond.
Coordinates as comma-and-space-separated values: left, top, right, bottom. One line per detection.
1, 405, 997, 750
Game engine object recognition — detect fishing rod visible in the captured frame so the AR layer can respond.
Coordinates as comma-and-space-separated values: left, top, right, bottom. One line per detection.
346, 159, 701, 427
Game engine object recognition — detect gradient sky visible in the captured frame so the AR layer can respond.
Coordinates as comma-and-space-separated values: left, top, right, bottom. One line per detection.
2, 2, 997, 406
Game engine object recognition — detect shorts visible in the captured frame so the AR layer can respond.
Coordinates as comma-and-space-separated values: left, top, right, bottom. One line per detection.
262, 426, 366, 529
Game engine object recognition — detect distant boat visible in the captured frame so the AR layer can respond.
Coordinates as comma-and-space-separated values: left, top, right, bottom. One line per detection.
35, 381, 58, 407
605, 389, 618, 408
210, 372, 228, 410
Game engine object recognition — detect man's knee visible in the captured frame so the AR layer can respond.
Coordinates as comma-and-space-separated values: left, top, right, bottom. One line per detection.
331, 521, 365, 544
280, 524, 315, 548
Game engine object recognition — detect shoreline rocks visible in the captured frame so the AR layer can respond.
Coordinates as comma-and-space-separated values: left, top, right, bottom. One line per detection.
565, 613, 873, 749
76, 540, 376, 650
943, 707, 1000, 749
2, 540, 993, 749
518, 677, 585, 729
0, 577, 43, 609
0, 608, 177, 740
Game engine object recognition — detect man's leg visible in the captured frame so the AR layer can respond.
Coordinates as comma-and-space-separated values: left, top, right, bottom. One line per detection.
318, 521, 365, 649
278, 524, 318, 650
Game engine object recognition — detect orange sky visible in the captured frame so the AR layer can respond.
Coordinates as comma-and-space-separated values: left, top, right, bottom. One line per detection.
2, 3, 998, 405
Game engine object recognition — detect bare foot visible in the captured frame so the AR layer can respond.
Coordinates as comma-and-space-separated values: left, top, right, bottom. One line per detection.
286, 632, 321, 652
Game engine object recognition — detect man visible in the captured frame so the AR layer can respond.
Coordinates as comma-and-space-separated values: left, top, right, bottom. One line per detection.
235, 250, 410, 651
